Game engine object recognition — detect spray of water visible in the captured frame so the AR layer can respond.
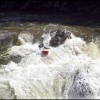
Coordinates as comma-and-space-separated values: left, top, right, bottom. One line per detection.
0, 31, 100, 99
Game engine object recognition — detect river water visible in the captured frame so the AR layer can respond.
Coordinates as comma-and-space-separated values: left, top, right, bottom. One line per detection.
0, 13, 100, 99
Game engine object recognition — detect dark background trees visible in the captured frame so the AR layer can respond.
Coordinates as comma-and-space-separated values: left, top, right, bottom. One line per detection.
0, 1, 99, 13
0, 0, 99, 20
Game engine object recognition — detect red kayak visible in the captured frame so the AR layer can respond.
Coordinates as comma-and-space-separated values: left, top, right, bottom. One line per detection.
42, 50, 49, 55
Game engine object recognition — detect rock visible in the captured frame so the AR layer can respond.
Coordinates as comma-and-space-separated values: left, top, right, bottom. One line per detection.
68, 71, 94, 99
50, 29, 71, 47
0, 32, 18, 51
0, 57, 10, 65
0, 51, 10, 65
10, 55, 23, 63
50, 36, 61, 47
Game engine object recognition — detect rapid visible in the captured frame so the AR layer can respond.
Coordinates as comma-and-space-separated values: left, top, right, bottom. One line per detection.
0, 14, 100, 99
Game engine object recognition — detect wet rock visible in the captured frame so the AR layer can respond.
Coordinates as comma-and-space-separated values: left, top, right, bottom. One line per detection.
0, 57, 10, 65
0, 51, 10, 65
50, 36, 61, 47
50, 29, 71, 47
0, 32, 18, 51
68, 71, 94, 99
10, 55, 23, 63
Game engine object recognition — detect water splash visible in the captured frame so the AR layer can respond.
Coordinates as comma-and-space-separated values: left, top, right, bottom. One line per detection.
0, 31, 100, 99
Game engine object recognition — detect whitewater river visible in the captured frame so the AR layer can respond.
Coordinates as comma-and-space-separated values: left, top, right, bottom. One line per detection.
0, 13, 100, 99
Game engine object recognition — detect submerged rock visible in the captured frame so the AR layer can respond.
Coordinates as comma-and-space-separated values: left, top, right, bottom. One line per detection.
10, 55, 23, 63
50, 29, 71, 47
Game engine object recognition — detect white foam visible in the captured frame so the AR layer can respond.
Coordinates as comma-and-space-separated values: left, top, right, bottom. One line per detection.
0, 33, 100, 99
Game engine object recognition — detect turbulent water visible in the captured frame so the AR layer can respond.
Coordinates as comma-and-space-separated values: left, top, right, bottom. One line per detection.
0, 14, 100, 99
